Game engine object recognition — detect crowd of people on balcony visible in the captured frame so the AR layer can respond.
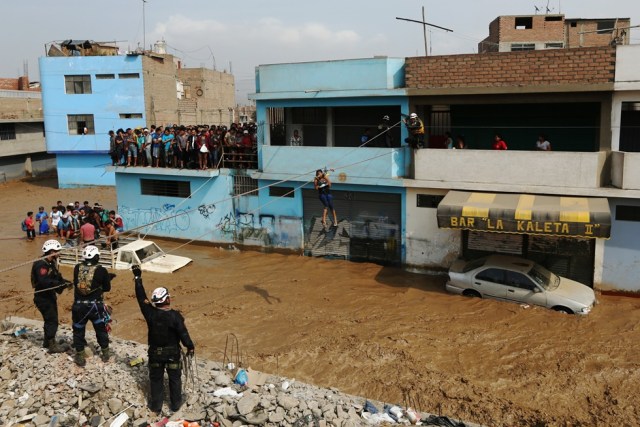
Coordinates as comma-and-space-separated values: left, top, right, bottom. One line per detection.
108, 123, 258, 170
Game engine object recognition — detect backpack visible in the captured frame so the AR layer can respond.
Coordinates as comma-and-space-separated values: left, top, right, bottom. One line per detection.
21, 220, 27, 232
76, 264, 99, 296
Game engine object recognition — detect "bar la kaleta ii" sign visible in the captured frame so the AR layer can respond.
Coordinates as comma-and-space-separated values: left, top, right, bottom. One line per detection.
447, 216, 608, 238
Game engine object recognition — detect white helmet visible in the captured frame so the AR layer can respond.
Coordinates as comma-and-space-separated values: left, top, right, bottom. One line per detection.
409, 113, 418, 119
82, 245, 100, 261
42, 239, 62, 254
151, 287, 170, 305
382, 115, 390, 121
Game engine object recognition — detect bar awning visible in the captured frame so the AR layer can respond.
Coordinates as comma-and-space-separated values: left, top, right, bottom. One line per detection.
437, 191, 611, 238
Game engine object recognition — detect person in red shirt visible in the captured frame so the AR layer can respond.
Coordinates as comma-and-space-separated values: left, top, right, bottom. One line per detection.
25, 211, 36, 241
80, 217, 96, 245
492, 134, 508, 150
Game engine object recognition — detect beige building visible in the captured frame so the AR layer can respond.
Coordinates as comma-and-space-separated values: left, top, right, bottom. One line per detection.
142, 53, 236, 126
479, 14, 631, 53
0, 78, 54, 181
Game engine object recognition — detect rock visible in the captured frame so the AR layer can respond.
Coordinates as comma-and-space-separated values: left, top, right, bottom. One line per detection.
32, 414, 50, 425
237, 393, 260, 415
277, 393, 299, 411
0, 367, 12, 380
269, 407, 285, 423
107, 398, 123, 414
215, 373, 232, 386
90, 415, 105, 427
78, 382, 102, 394
183, 409, 207, 421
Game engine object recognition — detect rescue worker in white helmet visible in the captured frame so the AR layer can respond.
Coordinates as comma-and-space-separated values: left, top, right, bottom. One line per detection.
72, 245, 112, 367
30, 239, 71, 353
402, 112, 425, 149
132, 265, 194, 413
377, 114, 394, 148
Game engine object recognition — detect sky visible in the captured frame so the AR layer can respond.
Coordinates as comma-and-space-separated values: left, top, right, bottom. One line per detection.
3, 0, 639, 103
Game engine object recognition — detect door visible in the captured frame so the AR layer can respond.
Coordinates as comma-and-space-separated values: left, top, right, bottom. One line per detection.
473, 268, 507, 300
503, 270, 547, 307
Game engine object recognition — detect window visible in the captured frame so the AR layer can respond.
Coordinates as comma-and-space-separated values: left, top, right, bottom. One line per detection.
67, 114, 95, 135
505, 271, 536, 290
0, 123, 16, 141
545, 42, 564, 49
514, 17, 533, 30
597, 20, 616, 34
64, 75, 92, 94
545, 16, 562, 22
511, 43, 536, 51
96, 74, 115, 79
476, 268, 505, 284
269, 186, 295, 198
233, 175, 258, 196
615, 205, 640, 222
570, 22, 577, 28
416, 194, 444, 208
119, 73, 140, 79
140, 179, 191, 198
119, 113, 143, 119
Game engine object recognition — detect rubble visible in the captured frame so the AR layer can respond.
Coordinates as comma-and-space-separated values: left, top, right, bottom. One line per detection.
0, 318, 480, 426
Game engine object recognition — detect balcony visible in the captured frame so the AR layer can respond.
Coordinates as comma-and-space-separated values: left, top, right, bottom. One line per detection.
412, 149, 608, 191
259, 145, 407, 185
612, 151, 640, 190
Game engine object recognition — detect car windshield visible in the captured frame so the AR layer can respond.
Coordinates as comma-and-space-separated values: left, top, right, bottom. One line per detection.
528, 265, 559, 290
135, 243, 163, 263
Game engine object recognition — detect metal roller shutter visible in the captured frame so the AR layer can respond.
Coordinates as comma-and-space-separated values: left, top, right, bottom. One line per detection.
303, 189, 401, 264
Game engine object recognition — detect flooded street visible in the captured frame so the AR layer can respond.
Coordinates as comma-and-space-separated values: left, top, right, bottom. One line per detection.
2, 178, 640, 426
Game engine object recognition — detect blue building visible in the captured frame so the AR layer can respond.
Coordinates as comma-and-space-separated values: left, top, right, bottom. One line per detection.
40, 54, 146, 187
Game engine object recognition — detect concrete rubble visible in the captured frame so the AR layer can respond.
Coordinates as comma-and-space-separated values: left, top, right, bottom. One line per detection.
0, 318, 480, 427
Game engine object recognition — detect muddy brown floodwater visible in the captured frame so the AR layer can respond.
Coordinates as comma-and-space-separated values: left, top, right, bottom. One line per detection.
2, 178, 640, 426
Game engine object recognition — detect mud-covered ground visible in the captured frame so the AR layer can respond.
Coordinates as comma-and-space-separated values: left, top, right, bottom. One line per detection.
2, 178, 640, 426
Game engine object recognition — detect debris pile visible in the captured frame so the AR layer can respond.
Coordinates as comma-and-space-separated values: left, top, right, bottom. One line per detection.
0, 318, 477, 427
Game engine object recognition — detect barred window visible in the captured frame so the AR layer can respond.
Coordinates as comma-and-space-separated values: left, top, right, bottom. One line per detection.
140, 179, 191, 198
119, 113, 143, 119
64, 75, 92, 94
417, 194, 444, 208
0, 124, 16, 140
119, 73, 140, 79
616, 205, 640, 222
233, 175, 258, 196
95, 74, 115, 79
511, 43, 535, 51
67, 114, 95, 135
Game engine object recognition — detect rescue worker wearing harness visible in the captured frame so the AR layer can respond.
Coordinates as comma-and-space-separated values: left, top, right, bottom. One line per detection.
132, 265, 194, 413
72, 245, 112, 367
31, 239, 71, 353
402, 112, 425, 149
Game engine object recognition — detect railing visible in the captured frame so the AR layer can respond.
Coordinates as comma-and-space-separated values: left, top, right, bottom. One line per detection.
219, 147, 258, 169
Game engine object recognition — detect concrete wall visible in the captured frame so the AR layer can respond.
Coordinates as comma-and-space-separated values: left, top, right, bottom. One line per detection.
405, 47, 616, 90
405, 188, 460, 269
254, 57, 405, 95
260, 146, 407, 184
413, 149, 607, 189
2, 122, 45, 157
0, 152, 56, 182
611, 151, 640, 190
142, 55, 179, 126
602, 198, 640, 292
56, 153, 114, 188
0, 96, 42, 121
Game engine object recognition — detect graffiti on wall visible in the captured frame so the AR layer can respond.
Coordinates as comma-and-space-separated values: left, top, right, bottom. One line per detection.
216, 210, 302, 248
120, 204, 191, 233
197, 203, 217, 219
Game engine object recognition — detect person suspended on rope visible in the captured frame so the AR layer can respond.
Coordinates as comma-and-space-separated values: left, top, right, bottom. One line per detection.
72, 245, 112, 367
314, 169, 338, 228
132, 265, 194, 414
31, 239, 72, 353
377, 115, 394, 148
402, 112, 425, 149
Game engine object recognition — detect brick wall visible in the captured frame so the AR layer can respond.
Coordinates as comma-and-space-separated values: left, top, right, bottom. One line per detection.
405, 46, 616, 89
566, 19, 631, 48
0, 78, 19, 90
498, 15, 565, 43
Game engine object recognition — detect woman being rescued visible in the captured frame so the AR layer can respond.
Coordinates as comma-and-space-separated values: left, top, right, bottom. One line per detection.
314, 169, 338, 228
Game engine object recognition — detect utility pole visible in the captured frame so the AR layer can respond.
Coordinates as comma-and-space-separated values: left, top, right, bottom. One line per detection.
396, 9, 453, 56
142, 0, 147, 51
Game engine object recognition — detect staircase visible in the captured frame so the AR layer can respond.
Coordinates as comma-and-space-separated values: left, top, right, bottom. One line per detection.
58, 235, 139, 269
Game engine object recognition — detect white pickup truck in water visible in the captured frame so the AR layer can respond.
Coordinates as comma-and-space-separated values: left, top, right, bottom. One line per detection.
114, 240, 192, 273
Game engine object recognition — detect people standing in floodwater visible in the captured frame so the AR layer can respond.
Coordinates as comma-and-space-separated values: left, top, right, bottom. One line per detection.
314, 169, 338, 228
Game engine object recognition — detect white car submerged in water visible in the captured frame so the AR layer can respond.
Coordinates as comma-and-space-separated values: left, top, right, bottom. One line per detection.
114, 240, 192, 273
446, 255, 596, 315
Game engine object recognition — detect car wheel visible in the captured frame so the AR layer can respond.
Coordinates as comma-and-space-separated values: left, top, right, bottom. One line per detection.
552, 306, 573, 314
462, 289, 481, 298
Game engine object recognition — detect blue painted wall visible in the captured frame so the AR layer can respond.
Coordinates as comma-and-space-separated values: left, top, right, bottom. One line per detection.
39, 55, 146, 187
602, 199, 640, 292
